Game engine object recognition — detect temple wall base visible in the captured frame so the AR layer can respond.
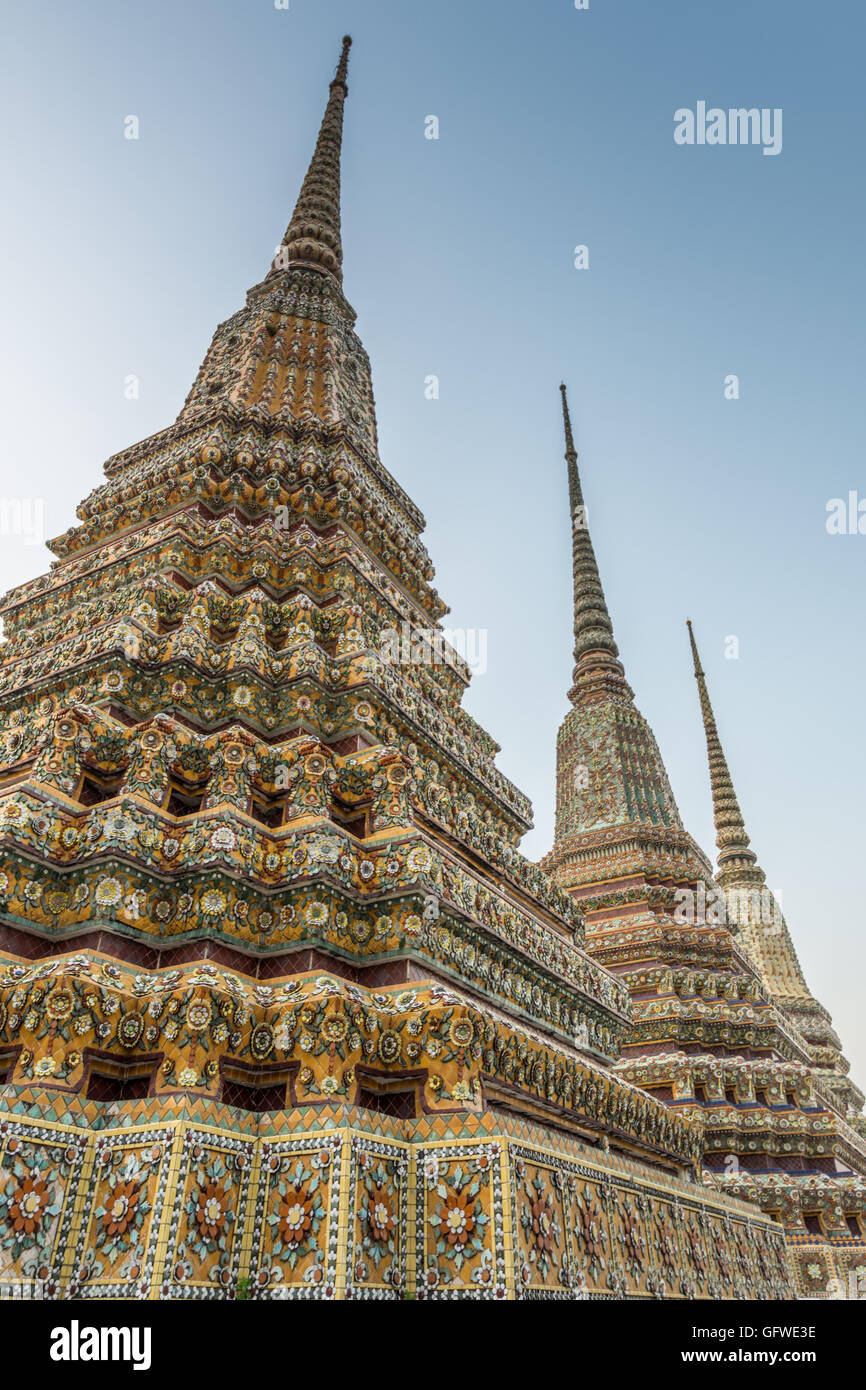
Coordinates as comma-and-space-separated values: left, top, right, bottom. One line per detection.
0, 1096, 795, 1300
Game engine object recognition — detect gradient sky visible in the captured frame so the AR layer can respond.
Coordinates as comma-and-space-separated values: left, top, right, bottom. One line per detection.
1, 0, 864, 1078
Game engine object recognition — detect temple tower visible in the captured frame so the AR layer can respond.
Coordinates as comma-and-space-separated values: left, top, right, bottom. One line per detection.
544, 386, 866, 1297
0, 38, 792, 1302
686, 620, 866, 1137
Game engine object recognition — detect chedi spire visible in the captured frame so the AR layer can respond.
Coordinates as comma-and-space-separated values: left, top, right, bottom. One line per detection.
559, 384, 631, 706
269, 35, 352, 284
686, 620, 762, 885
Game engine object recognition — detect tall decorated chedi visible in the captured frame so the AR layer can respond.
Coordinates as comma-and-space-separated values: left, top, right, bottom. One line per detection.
685, 621, 866, 1288
543, 385, 866, 1298
0, 38, 792, 1302
687, 621, 866, 1136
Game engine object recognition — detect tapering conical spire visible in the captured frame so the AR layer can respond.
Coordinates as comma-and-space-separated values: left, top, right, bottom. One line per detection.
686, 621, 842, 1017
686, 620, 763, 884
269, 35, 352, 284
559, 384, 630, 704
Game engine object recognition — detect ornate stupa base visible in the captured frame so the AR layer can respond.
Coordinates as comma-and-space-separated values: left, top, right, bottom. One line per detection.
0, 1099, 794, 1300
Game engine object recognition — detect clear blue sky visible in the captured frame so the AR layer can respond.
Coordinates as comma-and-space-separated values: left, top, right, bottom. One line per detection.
1, 1, 864, 1080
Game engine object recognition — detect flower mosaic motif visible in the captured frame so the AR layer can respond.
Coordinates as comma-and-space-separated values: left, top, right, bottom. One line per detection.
516, 1164, 564, 1285
0, 1140, 72, 1277
179, 1151, 237, 1280
427, 1159, 491, 1279
354, 1151, 402, 1290
266, 1154, 328, 1272
90, 1148, 159, 1271
686, 1220, 708, 1276
654, 1211, 680, 1280
618, 1203, 648, 1279
574, 1184, 609, 1284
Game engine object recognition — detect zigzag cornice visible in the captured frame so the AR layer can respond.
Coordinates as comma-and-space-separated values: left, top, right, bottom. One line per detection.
709, 1171, 866, 1228
0, 795, 631, 1034
0, 868, 623, 1068
0, 514, 505, 789
781, 995, 836, 1028
586, 928, 744, 979
809, 1044, 851, 1073
0, 597, 528, 822
619, 1049, 819, 1094
802, 1072, 866, 1135
696, 1113, 866, 1168
590, 934, 810, 1064
630, 994, 804, 1033
810, 1070, 866, 1129
47, 468, 436, 617
78, 428, 422, 546
2, 517, 457, 694
1, 513, 450, 680
0, 952, 697, 1165
633, 1100, 855, 1160
631, 998, 811, 1054
0, 642, 529, 835
586, 921, 737, 963
1, 565, 472, 713
0, 622, 478, 774
70, 449, 427, 578
98, 400, 411, 527
619, 963, 767, 1004
0, 754, 589, 985
621, 1014, 810, 1067
596, 950, 763, 985
548, 822, 714, 886
582, 931, 831, 1068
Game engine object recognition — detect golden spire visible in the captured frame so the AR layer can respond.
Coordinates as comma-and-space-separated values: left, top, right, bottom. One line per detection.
269, 35, 352, 284
559, 384, 631, 705
686, 620, 763, 884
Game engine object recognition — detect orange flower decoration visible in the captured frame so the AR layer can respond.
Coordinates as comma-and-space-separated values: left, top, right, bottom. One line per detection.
9, 1175, 50, 1235
194, 1183, 226, 1242
622, 1212, 645, 1267
689, 1228, 707, 1272
577, 1196, 606, 1264
102, 1181, 141, 1237
658, 1220, 678, 1272
530, 1195, 556, 1254
276, 1187, 313, 1247
439, 1190, 476, 1247
368, 1185, 396, 1244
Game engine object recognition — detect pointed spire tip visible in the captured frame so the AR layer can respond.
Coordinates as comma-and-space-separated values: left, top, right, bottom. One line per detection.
333, 35, 352, 87
269, 34, 352, 284
557, 384, 627, 697
686, 619, 758, 875
686, 618, 703, 674
559, 382, 576, 456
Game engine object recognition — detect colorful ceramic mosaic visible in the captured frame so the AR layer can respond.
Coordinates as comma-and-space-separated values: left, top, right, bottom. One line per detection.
0, 1106, 793, 1300
0, 35, 816, 1301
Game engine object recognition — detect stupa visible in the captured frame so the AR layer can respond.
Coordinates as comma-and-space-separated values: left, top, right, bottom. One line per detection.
0, 39, 791, 1300
543, 383, 866, 1298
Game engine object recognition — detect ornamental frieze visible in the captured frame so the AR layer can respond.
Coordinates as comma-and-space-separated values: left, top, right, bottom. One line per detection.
0, 956, 695, 1165
0, 697, 578, 929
